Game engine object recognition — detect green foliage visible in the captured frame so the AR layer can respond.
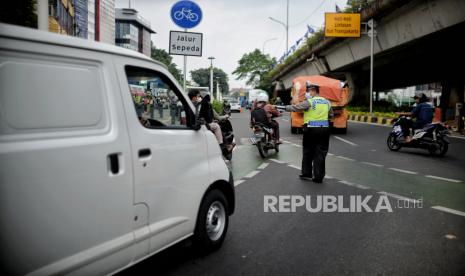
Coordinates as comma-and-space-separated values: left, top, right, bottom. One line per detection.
212, 100, 223, 114
233, 49, 276, 88
1, 0, 38, 28
151, 47, 183, 84
190, 68, 229, 94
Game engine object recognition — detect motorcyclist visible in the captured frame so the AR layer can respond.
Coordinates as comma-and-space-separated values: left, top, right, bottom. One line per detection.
250, 93, 282, 143
396, 93, 433, 143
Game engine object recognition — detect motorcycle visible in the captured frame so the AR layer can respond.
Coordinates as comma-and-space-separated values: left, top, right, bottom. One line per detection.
218, 118, 235, 161
387, 116, 450, 156
250, 123, 279, 158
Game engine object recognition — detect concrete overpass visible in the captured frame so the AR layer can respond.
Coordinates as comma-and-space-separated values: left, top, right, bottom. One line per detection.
271, 0, 465, 120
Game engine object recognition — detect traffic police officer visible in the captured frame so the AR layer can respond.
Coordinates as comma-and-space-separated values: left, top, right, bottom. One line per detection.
284, 81, 333, 183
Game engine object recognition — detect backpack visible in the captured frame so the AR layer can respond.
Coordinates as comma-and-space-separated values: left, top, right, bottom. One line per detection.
251, 107, 268, 124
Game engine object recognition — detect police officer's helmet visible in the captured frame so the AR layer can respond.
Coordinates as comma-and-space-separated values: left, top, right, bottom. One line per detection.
306, 81, 320, 92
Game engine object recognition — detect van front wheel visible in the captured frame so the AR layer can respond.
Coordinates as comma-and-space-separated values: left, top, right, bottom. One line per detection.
194, 189, 229, 252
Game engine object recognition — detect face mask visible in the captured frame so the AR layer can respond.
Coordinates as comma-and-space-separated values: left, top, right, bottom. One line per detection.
196, 97, 202, 103
305, 92, 312, 99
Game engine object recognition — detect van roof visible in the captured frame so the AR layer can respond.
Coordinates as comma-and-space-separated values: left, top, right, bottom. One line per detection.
0, 23, 166, 69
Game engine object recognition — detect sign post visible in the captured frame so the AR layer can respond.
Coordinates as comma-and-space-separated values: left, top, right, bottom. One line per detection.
170, 1, 203, 91
324, 13, 361, 38
325, 13, 377, 115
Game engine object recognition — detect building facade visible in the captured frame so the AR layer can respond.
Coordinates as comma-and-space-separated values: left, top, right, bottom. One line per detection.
115, 8, 155, 57
48, 0, 75, 35
74, 0, 88, 38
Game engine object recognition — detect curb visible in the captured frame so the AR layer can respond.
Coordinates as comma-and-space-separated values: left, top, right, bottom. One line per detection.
348, 114, 394, 126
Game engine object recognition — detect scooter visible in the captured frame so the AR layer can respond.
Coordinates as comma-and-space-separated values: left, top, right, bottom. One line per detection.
387, 116, 450, 156
250, 123, 279, 158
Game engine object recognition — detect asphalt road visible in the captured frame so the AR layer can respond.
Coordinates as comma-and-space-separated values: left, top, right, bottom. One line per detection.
119, 110, 465, 275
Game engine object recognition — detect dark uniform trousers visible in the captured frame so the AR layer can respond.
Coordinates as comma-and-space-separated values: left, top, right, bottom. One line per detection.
302, 127, 330, 181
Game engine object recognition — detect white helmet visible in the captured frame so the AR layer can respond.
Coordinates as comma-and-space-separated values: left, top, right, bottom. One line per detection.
257, 93, 269, 103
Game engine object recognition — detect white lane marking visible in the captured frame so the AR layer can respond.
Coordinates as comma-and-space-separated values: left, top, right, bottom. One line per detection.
361, 161, 384, 167
288, 164, 301, 170
339, 180, 369, 190
325, 175, 334, 179
336, 156, 356, 162
282, 140, 292, 144
269, 159, 286, 164
293, 144, 302, 148
244, 170, 260, 178
257, 163, 269, 170
377, 191, 420, 204
431, 206, 465, 217
388, 168, 418, 175
425, 175, 462, 183
333, 135, 358, 146
234, 180, 245, 186
327, 153, 334, 156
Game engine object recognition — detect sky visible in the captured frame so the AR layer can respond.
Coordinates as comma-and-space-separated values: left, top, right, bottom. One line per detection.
115, 0, 349, 89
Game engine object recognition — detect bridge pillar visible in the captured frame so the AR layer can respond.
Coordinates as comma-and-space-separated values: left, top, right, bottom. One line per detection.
440, 81, 465, 129
345, 72, 370, 105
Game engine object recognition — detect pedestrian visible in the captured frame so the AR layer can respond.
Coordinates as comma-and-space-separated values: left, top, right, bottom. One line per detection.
281, 81, 333, 183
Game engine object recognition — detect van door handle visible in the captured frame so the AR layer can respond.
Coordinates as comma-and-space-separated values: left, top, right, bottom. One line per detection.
138, 148, 151, 159
108, 153, 120, 175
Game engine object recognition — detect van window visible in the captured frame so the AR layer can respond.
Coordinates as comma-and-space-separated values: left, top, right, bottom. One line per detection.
125, 66, 189, 128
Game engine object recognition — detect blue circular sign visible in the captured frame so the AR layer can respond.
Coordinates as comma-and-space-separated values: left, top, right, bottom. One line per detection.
170, 1, 202, 29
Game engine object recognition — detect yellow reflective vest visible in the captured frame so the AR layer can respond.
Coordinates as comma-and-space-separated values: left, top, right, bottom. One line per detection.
303, 96, 331, 127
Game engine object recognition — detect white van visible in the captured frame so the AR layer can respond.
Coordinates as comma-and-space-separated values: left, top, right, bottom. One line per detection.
0, 23, 234, 275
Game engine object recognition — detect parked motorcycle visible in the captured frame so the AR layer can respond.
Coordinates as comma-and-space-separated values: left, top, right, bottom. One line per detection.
250, 123, 279, 158
387, 116, 450, 156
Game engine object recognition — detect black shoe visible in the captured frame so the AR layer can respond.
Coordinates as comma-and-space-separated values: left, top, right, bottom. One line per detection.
312, 178, 323, 183
299, 174, 313, 181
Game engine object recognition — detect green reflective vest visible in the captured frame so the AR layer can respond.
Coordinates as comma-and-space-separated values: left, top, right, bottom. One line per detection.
303, 96, 331, 127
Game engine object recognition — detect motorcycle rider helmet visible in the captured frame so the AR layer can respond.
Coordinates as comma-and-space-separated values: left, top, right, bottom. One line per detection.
257, 93, 269, 103
413, 93, 428, 103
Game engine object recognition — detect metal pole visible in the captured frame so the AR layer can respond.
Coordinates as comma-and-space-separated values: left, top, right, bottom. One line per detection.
262, 38, 278, 54
216, 78, 220, 101
37, 0, 48, 31
208, 57, 214, 97
369, 19, 374, 115
183, 29, 187, 91
286, 0, 289, 54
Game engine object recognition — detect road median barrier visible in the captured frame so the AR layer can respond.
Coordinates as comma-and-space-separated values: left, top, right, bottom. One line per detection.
349, 114, 394, 126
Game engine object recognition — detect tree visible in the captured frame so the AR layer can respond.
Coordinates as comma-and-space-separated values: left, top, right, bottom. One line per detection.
1, 0, 37, 28
190, 68, 229, 95
151, 46, 183, 84
233, 49, 276, 89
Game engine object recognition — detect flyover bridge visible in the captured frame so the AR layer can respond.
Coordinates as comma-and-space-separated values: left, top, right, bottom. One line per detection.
272, 0, 465, 123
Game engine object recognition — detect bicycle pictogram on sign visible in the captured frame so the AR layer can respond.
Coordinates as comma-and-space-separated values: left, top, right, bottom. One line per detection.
171, 1, 202, 29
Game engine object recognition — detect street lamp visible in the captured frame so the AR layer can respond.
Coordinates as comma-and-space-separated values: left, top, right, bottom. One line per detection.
208, 56, 215, 98
215, 77, 220, 101
269, 0, 289, 54
262, 38, 278, 54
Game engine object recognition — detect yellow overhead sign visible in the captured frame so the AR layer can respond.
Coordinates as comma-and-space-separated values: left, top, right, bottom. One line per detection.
325, 13, 361, 38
